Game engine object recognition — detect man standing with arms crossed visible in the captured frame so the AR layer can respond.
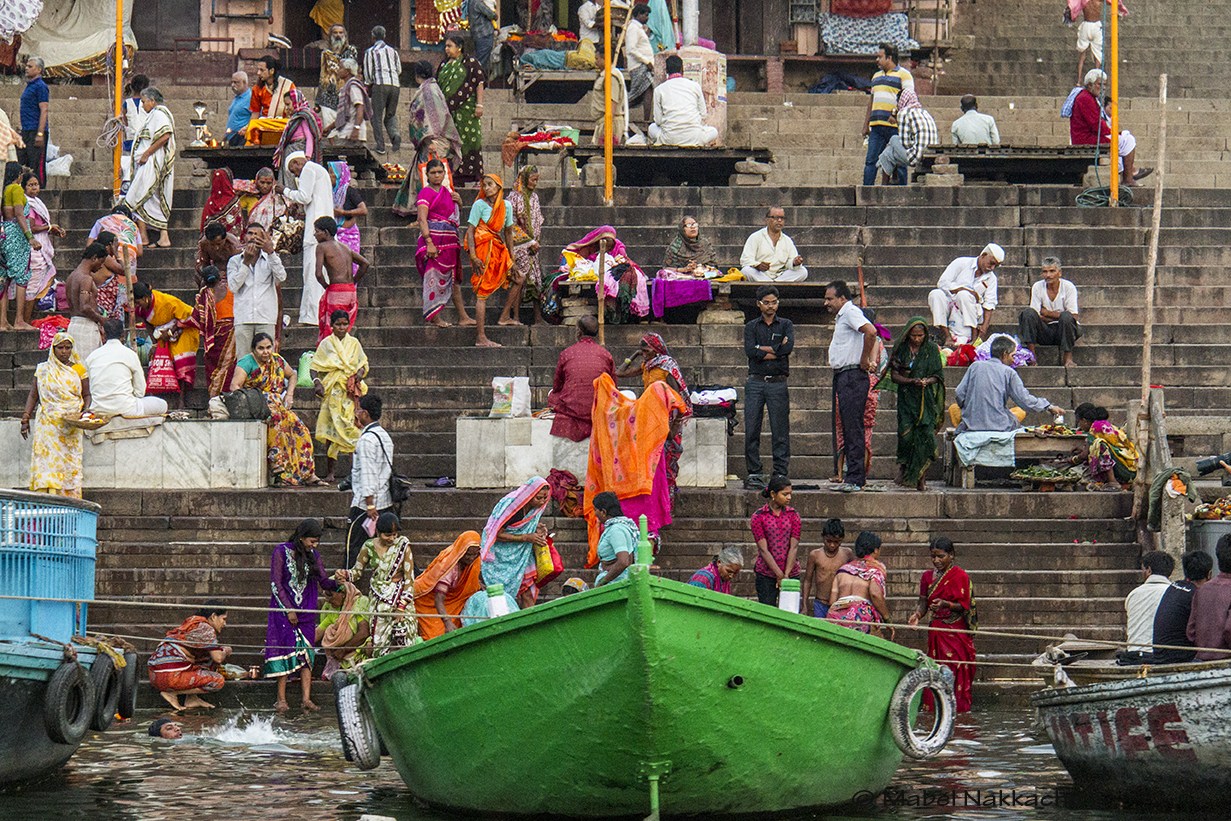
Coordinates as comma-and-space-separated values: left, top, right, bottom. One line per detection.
825, 281, 879, 493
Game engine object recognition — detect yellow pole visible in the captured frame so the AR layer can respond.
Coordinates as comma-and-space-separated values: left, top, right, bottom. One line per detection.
603, 0, 613, 206
1108, 0, 1119, 205
114, 0, 124, 198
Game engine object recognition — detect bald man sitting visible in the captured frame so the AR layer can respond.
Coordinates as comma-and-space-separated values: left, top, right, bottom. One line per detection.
928, 243, 1004, 346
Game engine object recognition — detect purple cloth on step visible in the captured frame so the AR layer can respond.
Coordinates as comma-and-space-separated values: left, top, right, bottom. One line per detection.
651, 278, 713, 317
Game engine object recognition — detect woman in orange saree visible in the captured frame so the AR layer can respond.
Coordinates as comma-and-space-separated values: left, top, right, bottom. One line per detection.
465, 173, 514, 348
907, 536, 976, 712
412, 530, 484, 639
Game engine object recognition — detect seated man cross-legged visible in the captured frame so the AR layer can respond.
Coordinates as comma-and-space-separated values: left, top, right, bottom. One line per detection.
740, 207, 807, 282
84, 318, 169, 419
649, 55, 719, 147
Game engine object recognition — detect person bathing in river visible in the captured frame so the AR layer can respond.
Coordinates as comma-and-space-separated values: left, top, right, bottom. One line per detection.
147, 600, 232, 712
907, 537, 976, 712
826, 531, 892, 638
801, 518, 853, 618
148, 718, 183, 739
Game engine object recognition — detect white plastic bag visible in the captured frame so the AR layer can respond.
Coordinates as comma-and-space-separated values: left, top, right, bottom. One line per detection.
510, 376, 531, 417
46, 154, 73, 177
490, 377, 514, 417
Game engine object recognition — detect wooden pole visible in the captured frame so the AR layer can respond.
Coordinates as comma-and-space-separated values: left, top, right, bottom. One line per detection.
596, 238, 608, 345
1108, 0, 1119, 205
113, 0, 124, 197
1132, 75, 1167, 523
122, 245, 135, 344
856, 254, 866, 308
603, 0, 614, 206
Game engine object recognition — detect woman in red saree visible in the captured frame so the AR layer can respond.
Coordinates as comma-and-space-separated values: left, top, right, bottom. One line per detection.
908, 536, 976, 712
182, 265, 236, 397
200, 168, 244, 239
465, 173, 514, 348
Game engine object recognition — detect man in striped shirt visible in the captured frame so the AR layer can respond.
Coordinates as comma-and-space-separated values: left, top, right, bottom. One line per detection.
861, 43, 913, 186
876, 90, 936, 185
363, 26, 402, 155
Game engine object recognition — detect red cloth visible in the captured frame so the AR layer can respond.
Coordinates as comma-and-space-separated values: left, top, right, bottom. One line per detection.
920, 565, 976, 713
1070, 88, 1112, 146
829, 0, 892, 17
318, 283, 358, 344
549, 337, 614, 441
1187, 573, 1231, 661
148, 665, 225, 693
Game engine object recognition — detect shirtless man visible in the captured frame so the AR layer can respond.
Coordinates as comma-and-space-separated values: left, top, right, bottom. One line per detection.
312, 215, 369, 343
1076, 0, 1128, 83
66, 243, 110, 360
196, 222, 241, 287
801, 518, 854, 618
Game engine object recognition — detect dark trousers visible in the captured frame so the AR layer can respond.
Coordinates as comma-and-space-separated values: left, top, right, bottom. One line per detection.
226, 131, 246, 147
744, 378, 790, 478
345, 504, 396, 567
1018, 308, 1082, 355
834, 368, 871, 486
863, 125, 895, 186
755, 573, 780, 606
18, 130, 45, 185
369, 84, 401, 152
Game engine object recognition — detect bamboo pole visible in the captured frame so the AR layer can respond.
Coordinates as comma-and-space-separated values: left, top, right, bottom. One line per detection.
122, 245, 135, 344
1131, 75, 1167, 524
1108, 0, 1119, 205
113, 0, 124, 197
603, 0, 614, 206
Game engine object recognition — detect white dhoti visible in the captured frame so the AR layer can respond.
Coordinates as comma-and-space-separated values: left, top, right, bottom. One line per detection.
648, 123, 720, 146
741, 264, 808, 282
928, 288, 980, 342
123, 396, 169, 418
1115, 130, 1136, 170
67, 316, 103, 361
122, 105, 176, 231
298, 237, 325, 325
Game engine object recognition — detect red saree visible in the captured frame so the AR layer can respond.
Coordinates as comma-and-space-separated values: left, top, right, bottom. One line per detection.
920, 565, 976, 712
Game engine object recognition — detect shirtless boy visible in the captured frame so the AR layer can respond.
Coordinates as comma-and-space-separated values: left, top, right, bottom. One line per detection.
801, 518, 854, 618
312, 215, 369, 343
66, 243, 110, 360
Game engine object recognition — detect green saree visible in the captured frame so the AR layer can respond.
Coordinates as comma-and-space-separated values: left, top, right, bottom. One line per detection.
878, 317, 946, 485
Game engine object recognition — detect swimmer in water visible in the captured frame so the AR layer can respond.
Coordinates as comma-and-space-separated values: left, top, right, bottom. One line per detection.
149, 718, 183, 739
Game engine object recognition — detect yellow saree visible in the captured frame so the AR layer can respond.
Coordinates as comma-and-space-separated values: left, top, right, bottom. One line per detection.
313, 332, 368, 459
30, 332, 87, 498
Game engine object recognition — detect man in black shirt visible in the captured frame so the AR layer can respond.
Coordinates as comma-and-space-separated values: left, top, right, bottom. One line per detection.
743, 285, 794, 489
1152, 550, 1213, 664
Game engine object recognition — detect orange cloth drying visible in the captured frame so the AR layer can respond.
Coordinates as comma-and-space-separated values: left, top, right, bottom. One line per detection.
413, 531, 484, 640
582, 373, 686, 566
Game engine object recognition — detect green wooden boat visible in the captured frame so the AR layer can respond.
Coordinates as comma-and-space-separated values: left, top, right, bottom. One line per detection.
351, 563, 955, 818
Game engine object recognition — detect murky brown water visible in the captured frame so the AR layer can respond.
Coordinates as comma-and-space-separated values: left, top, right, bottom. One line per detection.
3, 708, 1212, 820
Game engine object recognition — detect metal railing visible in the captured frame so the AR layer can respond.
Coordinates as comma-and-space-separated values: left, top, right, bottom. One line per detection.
0, 490, 99, 643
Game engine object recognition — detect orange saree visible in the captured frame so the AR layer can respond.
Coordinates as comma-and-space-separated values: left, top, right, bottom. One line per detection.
413, 531, 485, 639
469, 175, 513, 299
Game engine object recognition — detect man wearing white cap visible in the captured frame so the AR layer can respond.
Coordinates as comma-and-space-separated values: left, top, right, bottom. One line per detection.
928, 243, 1003, 346
278, 151, 334, 326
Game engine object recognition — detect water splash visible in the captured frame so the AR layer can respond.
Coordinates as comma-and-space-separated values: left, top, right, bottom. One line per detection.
201, 712, 300, 746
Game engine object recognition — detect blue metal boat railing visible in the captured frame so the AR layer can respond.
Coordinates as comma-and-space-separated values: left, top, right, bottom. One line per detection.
0, 490, 100, 643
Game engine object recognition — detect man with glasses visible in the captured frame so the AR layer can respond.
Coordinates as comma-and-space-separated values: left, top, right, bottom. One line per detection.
744, 285, 794, 489
740, 207, 808, 282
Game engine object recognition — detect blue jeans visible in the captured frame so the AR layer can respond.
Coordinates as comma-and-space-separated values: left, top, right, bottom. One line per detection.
863, 125, 896, 186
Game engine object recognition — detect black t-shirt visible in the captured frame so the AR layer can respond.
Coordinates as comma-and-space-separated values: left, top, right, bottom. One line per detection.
343, 187, 364, 211
1152, 580, 1198, 664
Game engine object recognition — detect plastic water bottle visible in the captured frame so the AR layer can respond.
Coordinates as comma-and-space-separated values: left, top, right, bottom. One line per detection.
486, 584, 510, 618
778, 579, 801, 614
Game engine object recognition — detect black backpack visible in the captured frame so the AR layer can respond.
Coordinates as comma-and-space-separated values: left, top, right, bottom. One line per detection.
222, 388, 271, 421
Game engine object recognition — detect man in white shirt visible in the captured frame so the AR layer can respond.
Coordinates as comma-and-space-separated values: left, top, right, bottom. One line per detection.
824, 280, 878, 492
624, 4, 655, 121
345, 392, 395, 565
363, 26, 402, 155
85, 319, 169, 419
578, 0, 600, 43
228, 224, 287, 357
279, 151, 334, 326
927, 243, 1003, 346
648, 55, 719, 146
1125, 550, 1175, 655
740, 208, 807, 282
1018, 256, 1081, 366
950, 95, 1000, 145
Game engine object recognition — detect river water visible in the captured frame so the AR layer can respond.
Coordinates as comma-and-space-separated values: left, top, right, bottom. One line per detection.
5, 708, 1212, 820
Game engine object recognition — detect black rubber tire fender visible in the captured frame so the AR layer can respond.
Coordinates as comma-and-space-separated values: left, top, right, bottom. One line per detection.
89, 653, 121, 731
44, 662, 96, 746
117, 651, 139, 720
888, 665, 956, 759
335, 679, 381, 770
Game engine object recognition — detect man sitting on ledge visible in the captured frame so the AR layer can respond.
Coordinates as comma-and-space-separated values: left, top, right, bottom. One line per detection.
649, 55, 719, 147
84, 318, 169, 419
740, 207, 807, 282
1070, 69, 1151, 187
1018, 256, 1081, 367
954, 336, 1062, 432
928, 243, 1002, 346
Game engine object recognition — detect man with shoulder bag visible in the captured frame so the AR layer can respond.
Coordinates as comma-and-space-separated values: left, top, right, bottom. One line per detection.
345, 392, 402, 565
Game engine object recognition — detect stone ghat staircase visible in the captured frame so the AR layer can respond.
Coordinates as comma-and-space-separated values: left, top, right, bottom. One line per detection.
5, 183, 1231, 481
941, 0, 1227, 100
84, 486, 1138, 684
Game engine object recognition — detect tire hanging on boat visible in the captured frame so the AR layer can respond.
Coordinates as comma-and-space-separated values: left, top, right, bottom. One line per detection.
44, 661, 96, 746
334, 674, 381, 770
117, 651, 139, 720
888, 666, 956, 759
89, 653, 121, 731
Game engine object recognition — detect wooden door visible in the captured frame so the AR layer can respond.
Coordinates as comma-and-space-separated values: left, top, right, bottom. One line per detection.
345, 0, 401, 51
132, 0, 201, 51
